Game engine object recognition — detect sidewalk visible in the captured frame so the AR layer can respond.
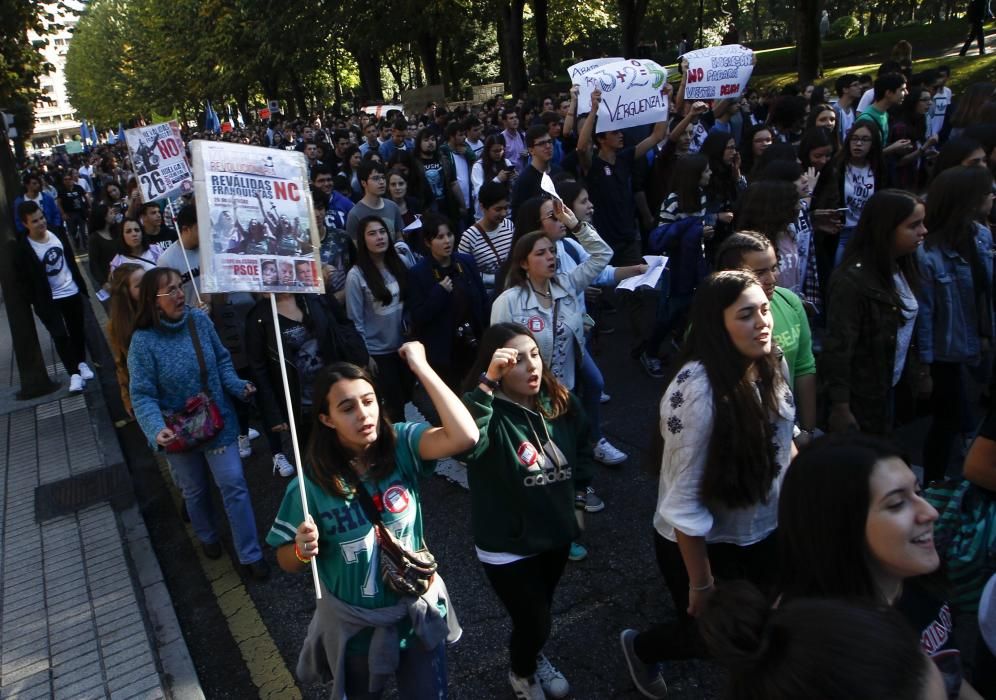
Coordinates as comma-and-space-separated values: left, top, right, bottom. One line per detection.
0, 297, 202, 699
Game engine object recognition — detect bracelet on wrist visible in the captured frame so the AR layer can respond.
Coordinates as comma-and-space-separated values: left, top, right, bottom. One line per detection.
294, 543, 311, 564
478, 372, 501, 391
570, 220, 584, 234
690, 576, 715, 592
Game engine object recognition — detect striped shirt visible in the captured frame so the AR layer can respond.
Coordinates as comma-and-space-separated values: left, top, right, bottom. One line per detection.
459, 219, 516, 282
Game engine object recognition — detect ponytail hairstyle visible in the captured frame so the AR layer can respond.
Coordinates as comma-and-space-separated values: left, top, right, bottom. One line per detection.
307, 362, 398, 498
651, 271, 783, 508
715, 231, 774, 273
462, 322, 571, 420
667, 153, 709, 214
699, 581, 931, 700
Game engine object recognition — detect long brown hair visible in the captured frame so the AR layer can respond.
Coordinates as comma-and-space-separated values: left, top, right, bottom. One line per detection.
307, 363, 398, 498
355, 215, 408, 305
106, 263, 144, 362
504, 231, 551, 292
462, 322, 571, 420
651, 271, 784, 509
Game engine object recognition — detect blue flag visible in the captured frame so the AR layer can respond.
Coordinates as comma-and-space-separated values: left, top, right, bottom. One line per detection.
116, 121, 125, 143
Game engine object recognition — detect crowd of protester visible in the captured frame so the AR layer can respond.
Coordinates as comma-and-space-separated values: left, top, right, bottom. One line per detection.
13, 42, 996, 699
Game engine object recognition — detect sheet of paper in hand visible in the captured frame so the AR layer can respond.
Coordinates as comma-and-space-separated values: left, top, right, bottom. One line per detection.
681, 44, 755, 101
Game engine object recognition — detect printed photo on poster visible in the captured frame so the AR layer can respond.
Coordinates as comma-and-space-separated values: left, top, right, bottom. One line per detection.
190, 141, 324, 294
125, 121, 194, 230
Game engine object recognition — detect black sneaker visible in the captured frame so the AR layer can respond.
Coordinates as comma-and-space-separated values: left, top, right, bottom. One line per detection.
640, 352, 665, 379
620, 629, 668, 699
243, 559, 270, 581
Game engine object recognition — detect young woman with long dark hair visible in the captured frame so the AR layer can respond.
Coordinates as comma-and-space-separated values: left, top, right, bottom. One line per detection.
777, 434, 983, 700
108, 217, 166, 274
106, 263, 145, 416
620, 270, 796, 700
812, 120, 887, 274
460, 322, 595, 700
891, 85, 939, 192
470, 133, 514, 219
735, 180, 803, 293
268, 348, 477, 700
345, 215, 412, 422
917, 166, 995, 484
823, 190, 926, 436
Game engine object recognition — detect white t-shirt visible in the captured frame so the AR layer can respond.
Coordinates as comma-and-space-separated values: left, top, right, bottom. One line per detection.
29, 232, 78, 299
844, 163, 875, 228
453, 154, 471, 209
928, 86, 952, 137
466, 138, 485, 160
837, 103, 856, 140
857, 89, 875, 115
893, 272, 918, 386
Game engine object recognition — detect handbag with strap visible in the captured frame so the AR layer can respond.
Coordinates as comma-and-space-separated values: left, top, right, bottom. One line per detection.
350, 445, 438, 597
162, 316, 225, 454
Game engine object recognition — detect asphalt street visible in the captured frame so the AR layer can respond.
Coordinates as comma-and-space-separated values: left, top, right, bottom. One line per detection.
118, 300, 728, 699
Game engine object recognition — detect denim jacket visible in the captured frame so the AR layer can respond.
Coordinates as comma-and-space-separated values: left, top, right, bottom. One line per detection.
916, 222, 994, 365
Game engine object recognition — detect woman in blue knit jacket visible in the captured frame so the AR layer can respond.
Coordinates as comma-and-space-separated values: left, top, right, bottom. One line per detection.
129, 267, 268, 580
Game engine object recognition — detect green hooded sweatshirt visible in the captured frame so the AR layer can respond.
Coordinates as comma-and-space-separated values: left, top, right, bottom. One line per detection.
461, 387, 594, 555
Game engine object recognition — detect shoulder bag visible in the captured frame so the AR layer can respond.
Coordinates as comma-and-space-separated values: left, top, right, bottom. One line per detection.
162, 316, 225, 453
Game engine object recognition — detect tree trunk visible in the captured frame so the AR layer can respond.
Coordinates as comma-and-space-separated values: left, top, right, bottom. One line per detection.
497, 0, 528, 98
617, 0, 650, 58
752, 0, 761, 41
289, 69, 308, 117
417, 31, 441, 85
534, 0, 551, 79
352, 47, 384, 102
796, 0, 822, 82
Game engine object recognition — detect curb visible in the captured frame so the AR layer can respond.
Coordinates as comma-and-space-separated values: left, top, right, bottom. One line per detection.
83, 282, 205, 699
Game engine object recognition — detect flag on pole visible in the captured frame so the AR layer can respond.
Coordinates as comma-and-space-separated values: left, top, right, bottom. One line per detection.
80, 120, 89, 146
204, 100, 221, 134
90, 123, 100, 144
115, 121, 125, 143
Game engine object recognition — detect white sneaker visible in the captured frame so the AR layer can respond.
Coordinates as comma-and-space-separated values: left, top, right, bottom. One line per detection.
600, 391, 611, 403
594, 438, 627, 466
273, 453, 295, 477
78, 362, 94, 381
535, 654, 570, 698
238, 434, 252, 458
69, 374, 84, 393
247, 427, 261, 440
508, 671, 545, 700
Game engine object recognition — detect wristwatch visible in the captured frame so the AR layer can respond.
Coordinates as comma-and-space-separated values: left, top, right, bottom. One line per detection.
478, 373, 500, 391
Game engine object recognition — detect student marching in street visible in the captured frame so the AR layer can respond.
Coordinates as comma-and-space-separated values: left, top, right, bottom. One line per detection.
15, 200, 94, 393
460, 322, 595, 700
106, 263, 145, 416
267, 344, 477, 700
621, 270, 795, 700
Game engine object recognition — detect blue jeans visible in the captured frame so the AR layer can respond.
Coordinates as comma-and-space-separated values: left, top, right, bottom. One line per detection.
577, 348, 604, 442
342, 640, 448, 699
834, 225, 856, 268
166, 442, 263, 564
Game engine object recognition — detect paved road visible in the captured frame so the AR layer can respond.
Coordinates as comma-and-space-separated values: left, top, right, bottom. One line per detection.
118, 299, 726, 699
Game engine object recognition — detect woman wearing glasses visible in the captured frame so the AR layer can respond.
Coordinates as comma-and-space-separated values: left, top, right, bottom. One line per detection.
128, 267, 268, 580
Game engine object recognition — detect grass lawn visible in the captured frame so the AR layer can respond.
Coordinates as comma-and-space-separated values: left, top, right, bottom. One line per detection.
663, 19, 996, 93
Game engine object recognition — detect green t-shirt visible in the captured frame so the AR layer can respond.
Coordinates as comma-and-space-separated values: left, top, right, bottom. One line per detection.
771, 287, 816, 384
266, 421, 440, 653
856, 104, 889, 143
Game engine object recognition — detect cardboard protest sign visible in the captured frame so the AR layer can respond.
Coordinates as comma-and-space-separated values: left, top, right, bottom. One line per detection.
681, 44, 755, 100
190, 141, 324, 294
569, 57, 623, 115
579, 59, 669, 133
124, 121, 193, 205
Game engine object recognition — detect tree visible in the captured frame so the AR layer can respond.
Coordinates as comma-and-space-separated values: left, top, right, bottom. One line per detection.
0, 0, 64, 141
796, 0, 822, 83
497, 0, 528, 97
617, 0, 649, 58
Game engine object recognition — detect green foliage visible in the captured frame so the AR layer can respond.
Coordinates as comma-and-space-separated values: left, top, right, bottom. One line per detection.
0, 0, 64, 139
830, 15, 862, 39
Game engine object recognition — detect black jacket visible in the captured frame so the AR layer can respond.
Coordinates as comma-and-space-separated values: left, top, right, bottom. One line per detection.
14, 228, 88, 331
245, 294, 368, 430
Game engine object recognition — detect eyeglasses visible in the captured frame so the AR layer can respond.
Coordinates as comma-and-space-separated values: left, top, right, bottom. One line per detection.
532, 139, 553, 147
367, 175, 386, 182
157, 286, 183, 299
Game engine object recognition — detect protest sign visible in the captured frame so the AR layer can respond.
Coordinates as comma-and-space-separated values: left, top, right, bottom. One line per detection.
125, 121, 193, 204
569, 57, 622, 115
190, 141, 324, 295
577, 59, 669, 133
681, 44, 755, 100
